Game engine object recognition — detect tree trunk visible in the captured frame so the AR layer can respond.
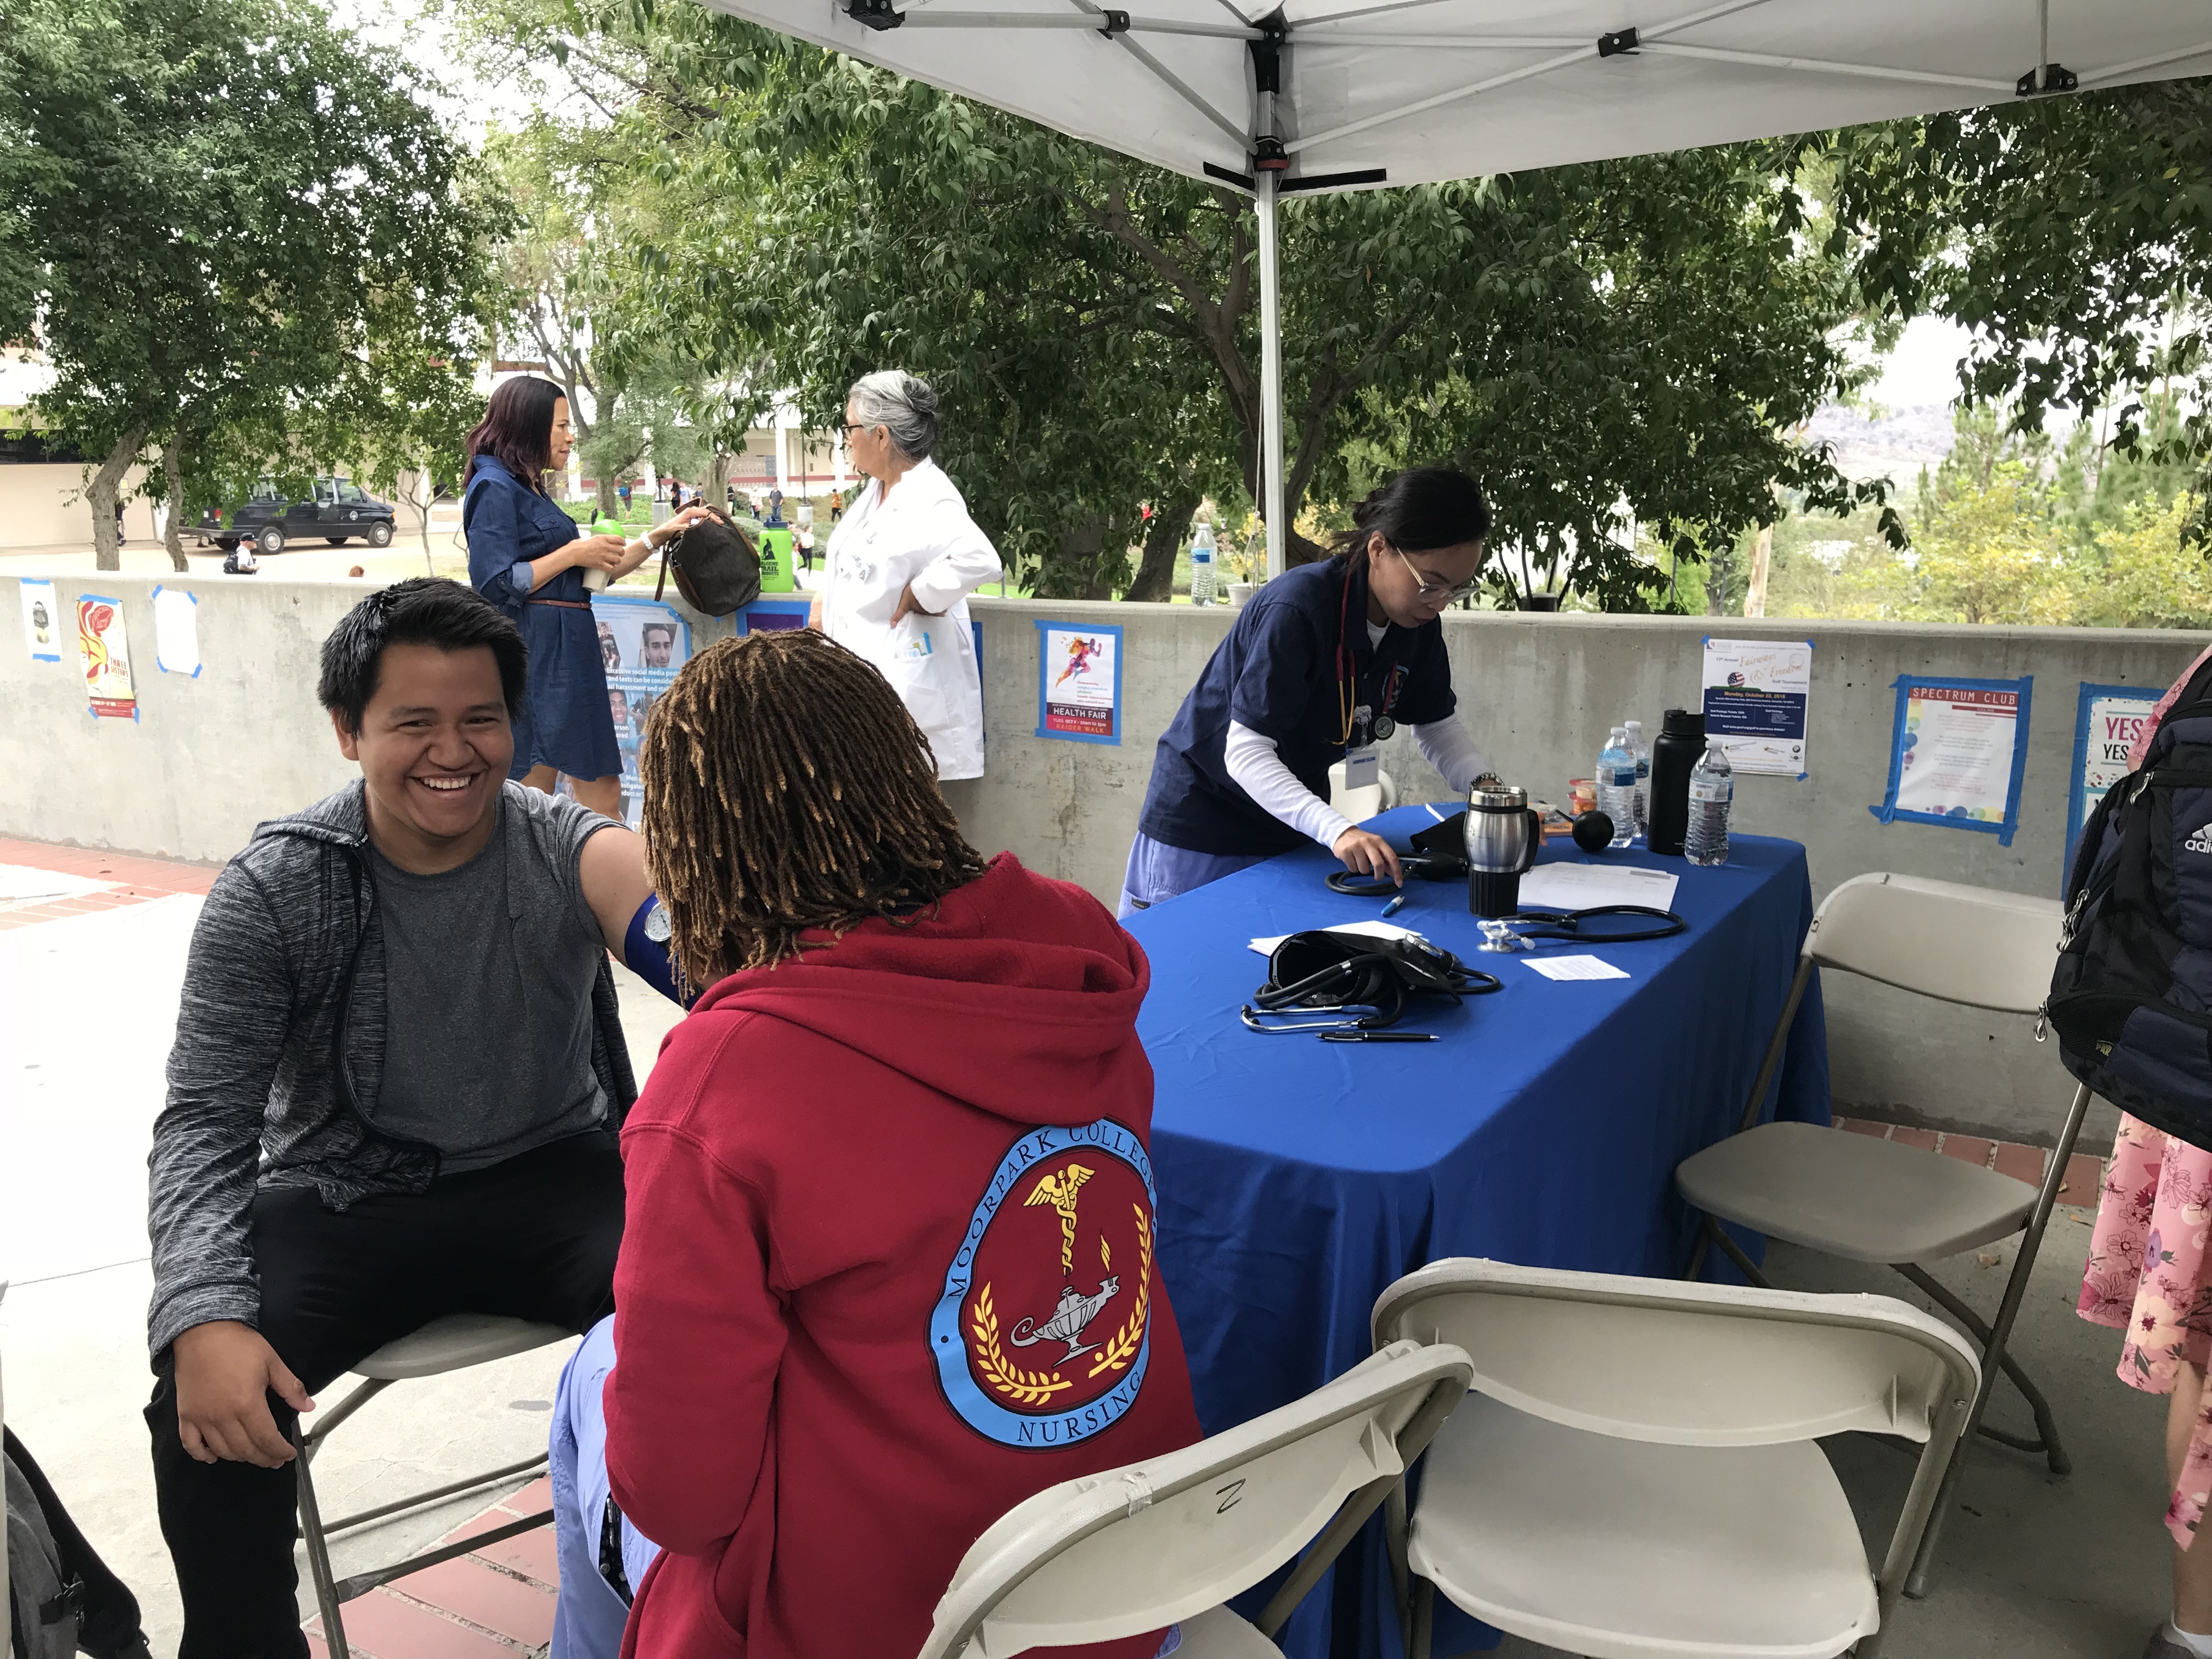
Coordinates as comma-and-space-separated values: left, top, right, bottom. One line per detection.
87, 426, 148, 573
1126, 484, 1204, 603
708, 448, 731, 509
161, 432, 188, 573
415, 471, 438, 577
1742, 524, 1773, 618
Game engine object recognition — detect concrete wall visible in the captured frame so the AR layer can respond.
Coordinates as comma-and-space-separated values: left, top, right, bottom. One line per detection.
0, 571, 731, 866
0, 465, 160, 548
3, 571, 2201, 1147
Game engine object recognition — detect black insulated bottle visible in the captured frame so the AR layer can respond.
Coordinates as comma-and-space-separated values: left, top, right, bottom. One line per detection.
1646, 707, 1706, 856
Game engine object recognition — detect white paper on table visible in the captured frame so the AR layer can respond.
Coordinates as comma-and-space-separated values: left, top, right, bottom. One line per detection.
1517, 861, 1679, 913
1248, 919, 1425, 956
151, 585, 201, 676
1522, 954, 1630, 982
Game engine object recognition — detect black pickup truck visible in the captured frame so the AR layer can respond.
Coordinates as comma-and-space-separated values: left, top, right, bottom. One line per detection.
199, 477, 396, 554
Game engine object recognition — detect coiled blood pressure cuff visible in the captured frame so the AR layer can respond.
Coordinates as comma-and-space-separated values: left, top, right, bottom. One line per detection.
624, 894, 692, 1008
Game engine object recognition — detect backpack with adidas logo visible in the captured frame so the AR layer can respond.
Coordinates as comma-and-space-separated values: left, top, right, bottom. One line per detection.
2049, 653, 2212, 1147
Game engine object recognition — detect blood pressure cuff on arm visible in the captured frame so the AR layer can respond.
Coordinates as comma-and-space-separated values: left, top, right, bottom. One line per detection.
624, 895, 691, 1008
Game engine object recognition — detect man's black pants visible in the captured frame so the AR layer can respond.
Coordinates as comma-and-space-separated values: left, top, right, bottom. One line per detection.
146, 1132, 624, 1659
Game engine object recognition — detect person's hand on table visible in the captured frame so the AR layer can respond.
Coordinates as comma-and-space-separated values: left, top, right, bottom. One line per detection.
172, 1319, 315, 1468
1333, 828, 1403, 886
890, 583, 940, 626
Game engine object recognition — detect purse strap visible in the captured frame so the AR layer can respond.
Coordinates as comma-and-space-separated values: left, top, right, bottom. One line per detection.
653, 534, 672, 602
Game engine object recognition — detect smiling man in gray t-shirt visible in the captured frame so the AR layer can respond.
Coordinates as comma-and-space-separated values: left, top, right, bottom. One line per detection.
147, 579, 663, 1658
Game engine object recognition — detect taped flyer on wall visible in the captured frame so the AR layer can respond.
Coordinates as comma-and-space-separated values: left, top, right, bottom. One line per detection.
1036, 620, 1122, 745
1701, 637, 1811, 778
1870, 674, 2032, 846
2066, 681, 2157, 878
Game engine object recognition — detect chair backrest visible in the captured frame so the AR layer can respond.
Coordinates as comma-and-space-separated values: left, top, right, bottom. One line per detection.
1372, 1259, 1978, 1449
1807, 872, 2061, 1014
916, 1340, 1474, 1659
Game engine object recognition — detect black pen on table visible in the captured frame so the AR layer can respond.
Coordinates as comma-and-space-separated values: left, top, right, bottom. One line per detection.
1321, 1030, 1437, 1043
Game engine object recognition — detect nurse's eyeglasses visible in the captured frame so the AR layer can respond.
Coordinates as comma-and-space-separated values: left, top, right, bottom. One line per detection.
1390, 542, 1482, 604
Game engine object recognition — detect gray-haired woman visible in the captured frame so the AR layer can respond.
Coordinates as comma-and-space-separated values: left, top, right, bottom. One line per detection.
811, 370, 1003, 780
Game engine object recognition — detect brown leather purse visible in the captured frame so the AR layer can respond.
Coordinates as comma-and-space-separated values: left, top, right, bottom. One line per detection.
652, 509, 762, 614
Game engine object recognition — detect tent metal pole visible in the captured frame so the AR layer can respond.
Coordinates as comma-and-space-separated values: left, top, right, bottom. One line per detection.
1257, 169, 1287, 583
1638, 42, 2015, 94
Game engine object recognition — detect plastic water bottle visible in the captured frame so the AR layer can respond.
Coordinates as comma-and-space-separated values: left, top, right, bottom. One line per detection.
1190, 523, 1216, 606
1596, 727, 1637, 849
1623, 719, 1649, 841
1686, 742, 1734, 866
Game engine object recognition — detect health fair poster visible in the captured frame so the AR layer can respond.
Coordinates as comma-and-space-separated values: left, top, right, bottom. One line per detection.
1871, 674, 2032, 845
1701, 637, 1812, 777
1036, 622, 1122, 744
2066, 681, 2158, 874
76, 594, 137, 720
594, 595, 691, 828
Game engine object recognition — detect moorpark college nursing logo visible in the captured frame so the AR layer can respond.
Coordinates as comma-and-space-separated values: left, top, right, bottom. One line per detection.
931, 1118, 1158, 1449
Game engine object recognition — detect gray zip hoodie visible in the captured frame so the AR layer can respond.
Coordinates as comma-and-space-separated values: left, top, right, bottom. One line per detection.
146, 781, 637, 1362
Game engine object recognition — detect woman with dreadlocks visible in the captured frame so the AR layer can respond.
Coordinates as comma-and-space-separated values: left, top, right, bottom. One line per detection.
571, 629, 1199, 1659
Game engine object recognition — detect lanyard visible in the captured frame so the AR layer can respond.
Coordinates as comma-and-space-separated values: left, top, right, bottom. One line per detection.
1335, 563, 1403, 746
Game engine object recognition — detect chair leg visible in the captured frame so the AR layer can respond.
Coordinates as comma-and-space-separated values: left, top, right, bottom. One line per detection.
292, 1421, 347, 1657
1893, 1263, 2068, 1473
1409, 1574, 1435, 1659
1682, 1213, 1715, 1282
1709, 1226, 1776, 1291
1902, 1083, 2096, 1600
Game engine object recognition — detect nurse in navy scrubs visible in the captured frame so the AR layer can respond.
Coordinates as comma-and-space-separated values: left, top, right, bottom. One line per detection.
462, 376, 710, 818
1122, 466, 1497, 915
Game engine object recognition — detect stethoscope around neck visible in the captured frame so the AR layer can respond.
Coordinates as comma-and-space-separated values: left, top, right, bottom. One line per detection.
1336, 561, 1404, 749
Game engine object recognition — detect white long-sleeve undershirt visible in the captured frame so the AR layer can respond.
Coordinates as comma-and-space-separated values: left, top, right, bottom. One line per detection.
1223, 718, 1494, 850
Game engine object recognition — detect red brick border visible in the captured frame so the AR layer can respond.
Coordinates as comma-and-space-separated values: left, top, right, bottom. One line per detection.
306, 1479, 556, 1658
0, 836, 217, 930
1832, 1115, 2108, 1208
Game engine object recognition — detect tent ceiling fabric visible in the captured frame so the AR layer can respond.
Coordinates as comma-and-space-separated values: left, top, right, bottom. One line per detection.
690, 0, 2212, 193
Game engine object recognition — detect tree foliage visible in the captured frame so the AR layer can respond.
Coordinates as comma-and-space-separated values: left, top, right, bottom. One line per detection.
456, 0, 1892, 606
1, 0, 502, 567
1821, 78, 2212, 540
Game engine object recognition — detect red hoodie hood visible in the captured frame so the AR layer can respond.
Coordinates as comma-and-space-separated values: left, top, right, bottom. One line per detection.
685, 853, 1150, 1126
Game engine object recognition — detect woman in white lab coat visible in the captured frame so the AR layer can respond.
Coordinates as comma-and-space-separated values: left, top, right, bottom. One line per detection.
811, 371, 1003, 780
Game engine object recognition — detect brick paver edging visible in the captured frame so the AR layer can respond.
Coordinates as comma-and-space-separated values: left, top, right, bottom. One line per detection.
1835, 1115, 2109, 1209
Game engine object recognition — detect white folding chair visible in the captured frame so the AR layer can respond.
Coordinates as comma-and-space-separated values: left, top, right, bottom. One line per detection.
1673, 871, 2094, 1591
1373, 1258, 1979, 1659
916, 1339, 1474, 1659
293, 1313, 572, 1655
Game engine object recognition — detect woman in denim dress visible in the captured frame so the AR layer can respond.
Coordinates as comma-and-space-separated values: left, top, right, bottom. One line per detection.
462, 377, 708, 817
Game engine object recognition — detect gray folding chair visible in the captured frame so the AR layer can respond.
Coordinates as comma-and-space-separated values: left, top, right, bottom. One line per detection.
1374, 1258, 1979, 1659
916, 1339, 1474, 1659
293, 1313, 572, 1655
1674, 872, 2092, 1590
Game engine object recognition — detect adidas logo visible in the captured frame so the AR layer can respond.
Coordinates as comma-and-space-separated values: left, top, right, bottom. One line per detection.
2190, 822, 2212, 855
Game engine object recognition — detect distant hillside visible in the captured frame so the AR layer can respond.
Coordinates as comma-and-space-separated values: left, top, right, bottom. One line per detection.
1801, 403, 1957, 483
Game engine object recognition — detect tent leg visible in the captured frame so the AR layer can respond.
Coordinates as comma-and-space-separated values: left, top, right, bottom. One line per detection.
1256, 170, 1286, 583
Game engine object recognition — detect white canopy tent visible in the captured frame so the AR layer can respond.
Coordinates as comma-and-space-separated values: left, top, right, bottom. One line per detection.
688, 0, 2212, 576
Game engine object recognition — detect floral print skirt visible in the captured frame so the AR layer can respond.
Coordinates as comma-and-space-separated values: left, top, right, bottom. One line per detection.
2079, 1113, 2212, 1546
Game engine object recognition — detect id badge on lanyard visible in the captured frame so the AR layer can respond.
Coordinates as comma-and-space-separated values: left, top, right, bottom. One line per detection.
1343, 743, 1380, 791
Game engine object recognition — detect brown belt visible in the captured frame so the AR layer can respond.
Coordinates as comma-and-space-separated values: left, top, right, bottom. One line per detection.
527, 598, 592, 611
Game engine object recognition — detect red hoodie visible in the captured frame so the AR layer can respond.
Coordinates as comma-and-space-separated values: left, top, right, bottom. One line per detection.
606, 854, 1203, 1658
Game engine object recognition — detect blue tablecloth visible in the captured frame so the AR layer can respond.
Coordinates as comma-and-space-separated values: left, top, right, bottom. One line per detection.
1122, 806, 1830, 1659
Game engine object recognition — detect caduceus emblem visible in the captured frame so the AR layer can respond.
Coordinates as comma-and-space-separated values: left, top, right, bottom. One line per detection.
1009, 1164, 1120, 1362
